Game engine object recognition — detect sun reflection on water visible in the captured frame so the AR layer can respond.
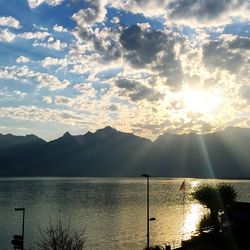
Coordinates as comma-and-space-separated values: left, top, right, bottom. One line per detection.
182, 203, 204, 240
181, 180, 203, 240
190, 180, 200, 188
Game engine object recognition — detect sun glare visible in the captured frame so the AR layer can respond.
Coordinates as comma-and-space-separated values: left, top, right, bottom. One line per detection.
183, 204, 204, 239
182, 87, 221, 114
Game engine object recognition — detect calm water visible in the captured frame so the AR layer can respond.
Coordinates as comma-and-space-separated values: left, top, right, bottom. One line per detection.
0, 178, 250, 250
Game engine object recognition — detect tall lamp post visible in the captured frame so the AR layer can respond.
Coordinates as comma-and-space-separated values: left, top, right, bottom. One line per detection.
142, 174, 155, 250
12, 208, 25, 250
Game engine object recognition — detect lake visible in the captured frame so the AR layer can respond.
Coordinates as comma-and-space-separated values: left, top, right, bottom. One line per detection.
0, 178, 250, 249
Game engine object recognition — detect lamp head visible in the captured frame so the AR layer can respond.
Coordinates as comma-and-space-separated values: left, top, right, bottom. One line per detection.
15, 208, 25, 211
141, 174, 149, 178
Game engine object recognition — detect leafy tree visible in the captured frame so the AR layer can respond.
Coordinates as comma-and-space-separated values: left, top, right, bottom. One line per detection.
192, 183, 237, 232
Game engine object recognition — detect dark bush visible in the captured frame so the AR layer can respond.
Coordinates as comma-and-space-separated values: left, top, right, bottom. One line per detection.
30, 217, 86, 250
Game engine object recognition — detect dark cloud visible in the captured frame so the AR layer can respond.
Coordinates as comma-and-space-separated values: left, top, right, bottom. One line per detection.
120, 25, 166, 65
167, 0, 245, 23
73, 26, 94, 41
72, 1, 122, 62
111, 0, 248, 27
228, 36, 250, 50
120, 25, 183, 87
116, 79, 137, 89
203, 39, 243, 72
154, 51, 183, 86
108, 104, 118, 111
115, 78, 164, 102
93, 38, 121, 61
73, 26, 122, 62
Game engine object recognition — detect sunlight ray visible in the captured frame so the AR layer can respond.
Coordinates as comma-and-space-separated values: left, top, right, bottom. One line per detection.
197, 135, 216, 178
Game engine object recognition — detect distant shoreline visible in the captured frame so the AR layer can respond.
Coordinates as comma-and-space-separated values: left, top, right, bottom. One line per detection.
0, 176, 250, 180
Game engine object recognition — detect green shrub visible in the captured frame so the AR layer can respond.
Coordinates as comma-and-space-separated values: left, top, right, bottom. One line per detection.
192, 183, 237, 233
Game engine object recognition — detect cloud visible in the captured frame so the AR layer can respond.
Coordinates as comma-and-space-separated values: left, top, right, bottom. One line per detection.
132, 120, 173, 136
0, 30, 51, 43
53, 24, 68, 32
0, 16, 21, 29
93, 34, 121, 61
108, 104, 118, 111
71, 26, 94, 42
120, 25, 183, 87
16, 56, 30, 63
13, 90, 27, 98
227, 36, 250, 50
0, 66, 36, 81
202, 34, 249, 73
28, 0, 65, 9
115, 78, 164, 102
0, 65, 70, 91
166, 0, 248, 26
52, 84, 113, 116
33, 38, 67, 50
0, 29, 16, 42
42, 96, 53, 103
0, 89, 26, 100
0, 90, 13, 100
0, 106, 93, 127
111, 0, 249, 27
203, 41, 242, 72
19, 31, 50, 40
55, 96, 72, 105
240, 86, 250, 104
0, 0, 249, 139
164, 119, 214, 134
72, 25, 122, 63
41, 57, 68, 68
120, 25, 165, 66
36, 74, 70, 90
111, 0, 168, 18
33, 24, 48, 31
73, 83, 96, 97
72, 0, 107, 27
111, 17, 120, 24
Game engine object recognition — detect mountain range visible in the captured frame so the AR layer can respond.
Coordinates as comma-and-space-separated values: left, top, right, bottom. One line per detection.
1, 126, 250, 178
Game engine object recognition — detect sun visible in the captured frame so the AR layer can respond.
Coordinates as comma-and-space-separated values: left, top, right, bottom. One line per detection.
181, 87, 221, 114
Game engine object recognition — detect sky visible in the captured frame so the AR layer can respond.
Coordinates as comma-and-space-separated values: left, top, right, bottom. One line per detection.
0, 0, 249, 141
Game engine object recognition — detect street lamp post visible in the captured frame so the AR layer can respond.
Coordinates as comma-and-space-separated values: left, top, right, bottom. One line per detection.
12, 208, 25, 250
142, 174, 155, 250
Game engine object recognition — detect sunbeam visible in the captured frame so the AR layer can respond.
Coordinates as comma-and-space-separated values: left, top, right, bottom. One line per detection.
197, 135, 216, 178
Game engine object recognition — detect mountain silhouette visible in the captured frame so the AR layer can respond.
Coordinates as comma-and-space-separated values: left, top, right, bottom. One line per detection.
0, 126, 250, 178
